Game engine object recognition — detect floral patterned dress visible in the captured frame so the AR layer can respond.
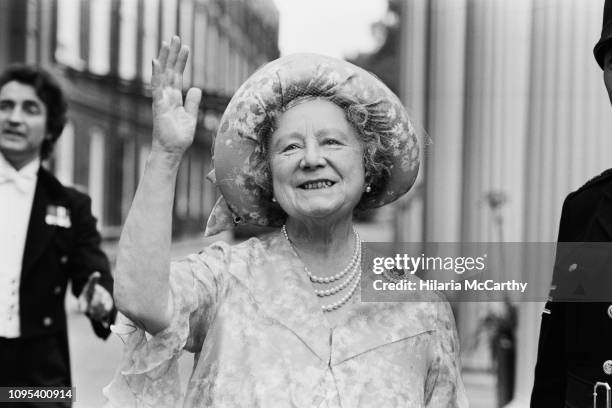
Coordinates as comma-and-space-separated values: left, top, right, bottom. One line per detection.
103, 233, 468, 407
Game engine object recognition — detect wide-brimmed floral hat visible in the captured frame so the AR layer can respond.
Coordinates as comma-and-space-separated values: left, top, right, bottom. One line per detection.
204, 53, 420, 236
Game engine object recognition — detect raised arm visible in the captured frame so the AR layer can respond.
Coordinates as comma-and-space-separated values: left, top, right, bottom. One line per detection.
114, 36, 202, 334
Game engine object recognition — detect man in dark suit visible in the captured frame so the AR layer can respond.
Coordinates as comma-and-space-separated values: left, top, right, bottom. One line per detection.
0, 65, 114, 406
531, 1, 612, 406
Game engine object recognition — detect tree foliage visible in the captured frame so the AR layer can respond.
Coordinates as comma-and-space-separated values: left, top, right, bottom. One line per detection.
348, 0, 401, 95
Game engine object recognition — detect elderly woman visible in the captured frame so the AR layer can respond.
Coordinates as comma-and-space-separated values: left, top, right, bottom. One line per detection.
105, 36, 468, 408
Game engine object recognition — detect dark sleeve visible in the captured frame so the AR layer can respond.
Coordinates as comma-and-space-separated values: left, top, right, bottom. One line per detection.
67, 190, 115, 339
530, 196, 571, 407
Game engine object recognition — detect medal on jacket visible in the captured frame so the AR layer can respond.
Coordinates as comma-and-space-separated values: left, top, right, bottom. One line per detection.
45, 205, 72, 228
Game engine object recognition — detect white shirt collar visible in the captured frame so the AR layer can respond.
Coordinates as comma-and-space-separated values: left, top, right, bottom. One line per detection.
0, 152, 40, 177
0, 153, 40, 193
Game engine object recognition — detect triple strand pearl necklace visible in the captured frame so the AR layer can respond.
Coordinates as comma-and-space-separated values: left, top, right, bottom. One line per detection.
281, 225, 362, 312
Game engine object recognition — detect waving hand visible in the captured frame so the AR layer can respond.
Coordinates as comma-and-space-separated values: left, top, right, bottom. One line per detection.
114, 36, 202, 334
151, 36, 202, 157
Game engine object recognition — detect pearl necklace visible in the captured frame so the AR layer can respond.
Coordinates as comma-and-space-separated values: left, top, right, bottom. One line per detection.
281, 224, 362, 312
314, 261, 359, 297
321, 273, 361, 312
281, 225, 361, 283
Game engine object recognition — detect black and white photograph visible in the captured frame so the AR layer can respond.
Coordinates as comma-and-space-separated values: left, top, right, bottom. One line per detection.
1, 0, 612, 407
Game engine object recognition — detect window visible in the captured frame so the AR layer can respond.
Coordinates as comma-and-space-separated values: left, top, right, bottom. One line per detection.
141, 0, 160, 82
232, 45, 242, 91
179, 0, 195, 87
240, 53, 249, 83
25, 0, 39, 63
161, 0, 177, 43
121, 134, 136, 220
56, 0, 85, 69
88, 127, 106, 225
189, 155, 202, 218
54, 122, 75, 185
119, 0, 138, 80
218, 35, 228, 93
227, 42, 236, 92
206, 21, 219, 90
89, 0, 111, 75
192, 7, 208, 88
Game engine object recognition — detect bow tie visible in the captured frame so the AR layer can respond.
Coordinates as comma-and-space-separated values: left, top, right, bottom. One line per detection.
0, 168, 36, 193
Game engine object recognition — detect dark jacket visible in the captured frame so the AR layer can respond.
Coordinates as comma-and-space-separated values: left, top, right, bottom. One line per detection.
531, 169, 612, 407
8, 167, 114, 388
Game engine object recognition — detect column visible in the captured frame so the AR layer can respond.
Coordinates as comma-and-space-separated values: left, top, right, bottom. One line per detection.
396, 0, 428, 243
424, 0, 468, 243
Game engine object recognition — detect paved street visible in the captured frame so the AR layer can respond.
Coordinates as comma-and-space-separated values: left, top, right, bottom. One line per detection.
66, 220, 496, 407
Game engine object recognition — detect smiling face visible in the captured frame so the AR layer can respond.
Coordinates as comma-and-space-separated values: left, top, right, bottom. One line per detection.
269, 99, 366, 223
0, 80, 48, 169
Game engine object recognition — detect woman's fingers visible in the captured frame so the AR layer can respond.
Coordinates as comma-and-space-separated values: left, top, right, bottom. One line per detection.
169, 46, 188, 88
154, 37, 189, 90
184, 88, 202, 117
151, 37, 197, 110
152, 41, 169, 94
175, 45, 189, 75
166, 36, 181, 72
157, 41, 170, 71
151, 59, 164, 102
152, 58, 161, 78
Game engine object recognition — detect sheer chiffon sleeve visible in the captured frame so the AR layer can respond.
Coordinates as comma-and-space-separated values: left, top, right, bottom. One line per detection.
103, 241, 231, 408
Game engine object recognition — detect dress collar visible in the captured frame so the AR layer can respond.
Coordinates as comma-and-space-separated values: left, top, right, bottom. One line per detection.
229, 233, 436, 365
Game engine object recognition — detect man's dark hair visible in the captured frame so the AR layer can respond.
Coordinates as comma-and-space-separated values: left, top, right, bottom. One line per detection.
0, 64, 68, 160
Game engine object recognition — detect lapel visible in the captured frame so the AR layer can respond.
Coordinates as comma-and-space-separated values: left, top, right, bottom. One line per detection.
330, 264, 437, 365
227, 233, 332, 363
330, 300, 436, 366
21, 167, 68, 278
592, 185, 612, 241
